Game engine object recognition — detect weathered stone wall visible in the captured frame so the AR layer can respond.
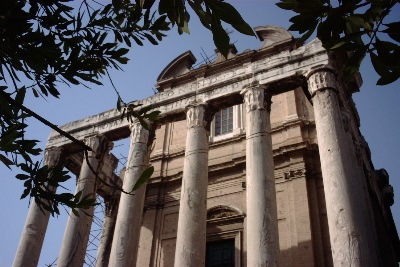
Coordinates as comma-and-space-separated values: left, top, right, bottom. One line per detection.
137, 86, 333, 266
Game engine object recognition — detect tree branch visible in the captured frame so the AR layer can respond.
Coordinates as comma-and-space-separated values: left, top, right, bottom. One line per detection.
0, 90, 92, 151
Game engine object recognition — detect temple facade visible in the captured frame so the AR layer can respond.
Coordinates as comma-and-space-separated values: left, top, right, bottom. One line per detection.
14, 26, 399, 267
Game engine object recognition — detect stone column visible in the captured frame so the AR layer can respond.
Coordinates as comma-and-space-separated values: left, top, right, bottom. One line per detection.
57, 135, 112, 267
108, 120, 152, 267
95, 195, 119, 267
241, 82, 279, 267
307, 69, 378, 266
174, 102, 210, 267
13, 147, 64, 267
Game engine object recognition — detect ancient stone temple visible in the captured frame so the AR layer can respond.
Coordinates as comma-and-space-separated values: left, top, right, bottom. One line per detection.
14, 26, 399, 267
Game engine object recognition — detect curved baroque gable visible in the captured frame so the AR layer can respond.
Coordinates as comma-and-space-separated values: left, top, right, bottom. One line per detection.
207, 205, 244, 220
254, 25, 294, 48
156, 50, 197, 85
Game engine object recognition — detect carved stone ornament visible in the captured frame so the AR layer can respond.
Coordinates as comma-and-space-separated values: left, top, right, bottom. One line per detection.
44, 146, 64, 166
185, 103, 208, 128
307, 69, 337, 96
241, 82, 271, 113
84, 134, 112, 158
207, 205, 244, 220
130, 120, 150, 144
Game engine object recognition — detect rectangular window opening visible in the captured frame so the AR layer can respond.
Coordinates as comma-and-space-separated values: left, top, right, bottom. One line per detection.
214, 107, 234, 136
206, 238, 235, 267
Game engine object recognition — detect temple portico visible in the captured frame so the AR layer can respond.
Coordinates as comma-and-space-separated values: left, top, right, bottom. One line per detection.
14, 26, 399, 267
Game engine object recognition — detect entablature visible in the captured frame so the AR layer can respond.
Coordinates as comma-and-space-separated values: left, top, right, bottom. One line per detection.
48, 39, 329, 151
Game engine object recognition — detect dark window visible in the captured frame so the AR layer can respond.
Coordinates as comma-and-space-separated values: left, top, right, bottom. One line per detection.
206, 239, 235, 267
214, 107, 234, 136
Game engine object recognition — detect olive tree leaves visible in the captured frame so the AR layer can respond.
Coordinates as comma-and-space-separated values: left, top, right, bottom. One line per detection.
1, 0, 253, 215
160, 0, 255, 57
0, 0, 170, 215
277, 0, 400, 85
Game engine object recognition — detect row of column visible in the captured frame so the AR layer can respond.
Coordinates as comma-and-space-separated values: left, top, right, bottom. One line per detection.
14, 68, 379, 267
174, 83, 280, 267
13, 120, 153, 267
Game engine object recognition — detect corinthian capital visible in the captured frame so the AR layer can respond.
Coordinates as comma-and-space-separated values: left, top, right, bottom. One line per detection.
307, 69, 337, 96
185, 102, 210, 128
241, 82, 271, 113
130, 120, 150, 144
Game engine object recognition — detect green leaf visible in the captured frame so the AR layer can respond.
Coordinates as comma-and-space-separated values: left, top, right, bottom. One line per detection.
345, 15, 365, 31
132, 166, 154, 191
187, 1, 211, 30
58, 193, 75, 202
276, 0, 299, 11
210, 13, 230, 58
0, 154, 14, 169
370, 52, 387, 77
136, 0, 145, 8
138, 105, 153, 115
383, 22, 400, 43
330, 41, 362, 51
289, 15, 319, 34
16, 174, 30, 180
376, 70, 400, 85
117, 97, 122, 111
20, 187, 31, 199
344, 49, 366, 77
375, 39, 400, 67
132, 34, 144, 46
144, 33, 158, 45
158, 0, 170, 15
74, 190, 83, 202
206, 0, 254, 36
115, 57, 129, 64
179, 19, 190, 34
71, 208, 79, 217
112, 0, 123, 10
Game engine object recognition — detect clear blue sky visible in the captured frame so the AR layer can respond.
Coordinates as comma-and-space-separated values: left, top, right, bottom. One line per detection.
1, 1, 399, 266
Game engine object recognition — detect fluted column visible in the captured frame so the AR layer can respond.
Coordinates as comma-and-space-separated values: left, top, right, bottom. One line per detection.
57, 135, 112, 267
108, 120, 152, 267
95, 195, 120, 267
307, 69, 378, 266
174, 102, 210, 267
241, 82, 279, 267
13, 147, 64, 267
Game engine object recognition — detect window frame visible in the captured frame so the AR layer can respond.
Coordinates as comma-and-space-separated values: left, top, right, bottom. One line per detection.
210, 104, 244, 142
206, 238, 236, 267
206, 231, 242, 267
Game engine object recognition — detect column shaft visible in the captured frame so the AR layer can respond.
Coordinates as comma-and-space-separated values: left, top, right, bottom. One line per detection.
95, 196, 119, 267
308, 70, 378, 266
13, 147, 63, 267
57, 135, 111, 267
242, 84, 279, 267
174, 103, 209, 267
108, 121, 151, 267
